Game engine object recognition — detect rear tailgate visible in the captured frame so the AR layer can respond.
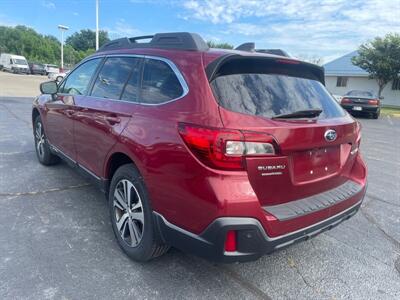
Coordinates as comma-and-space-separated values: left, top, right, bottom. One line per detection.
209, 55, 359, 207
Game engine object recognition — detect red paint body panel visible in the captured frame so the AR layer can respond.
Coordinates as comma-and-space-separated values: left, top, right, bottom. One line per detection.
33, 45, 367, 242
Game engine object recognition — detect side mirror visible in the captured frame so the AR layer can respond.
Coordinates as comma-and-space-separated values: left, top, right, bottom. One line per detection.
40, 81, 58, 95
379, 96, 384, 100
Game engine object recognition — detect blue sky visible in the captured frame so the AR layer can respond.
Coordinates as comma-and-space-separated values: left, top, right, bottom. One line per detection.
1, 0, 399, 63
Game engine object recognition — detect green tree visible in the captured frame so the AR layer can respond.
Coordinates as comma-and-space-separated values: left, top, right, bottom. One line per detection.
0, 25, 61, 64
66, 29, 109, 52
0, 26, 107, 67
352, 33, 400, 97
207, 41, 234, 49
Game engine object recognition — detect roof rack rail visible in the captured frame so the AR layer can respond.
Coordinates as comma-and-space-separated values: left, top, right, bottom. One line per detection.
97, 32, 209, 52
235, 42, 255, 52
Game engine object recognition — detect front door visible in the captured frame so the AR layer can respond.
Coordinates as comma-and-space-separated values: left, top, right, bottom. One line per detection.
47, 58, 103, 160
44, 94, 79, 160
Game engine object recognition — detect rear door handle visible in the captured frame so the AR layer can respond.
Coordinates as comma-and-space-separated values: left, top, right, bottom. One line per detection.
65, 109, 75, 117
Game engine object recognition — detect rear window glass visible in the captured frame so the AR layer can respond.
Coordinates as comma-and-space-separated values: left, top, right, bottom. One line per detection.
346, 90, 374, 97
211, 73, 345, 119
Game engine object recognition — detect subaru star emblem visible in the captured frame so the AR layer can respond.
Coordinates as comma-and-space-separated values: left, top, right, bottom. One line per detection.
324, 129, 337, 142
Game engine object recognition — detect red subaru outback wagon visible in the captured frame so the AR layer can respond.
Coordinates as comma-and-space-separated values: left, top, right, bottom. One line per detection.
33, 32, 367, 262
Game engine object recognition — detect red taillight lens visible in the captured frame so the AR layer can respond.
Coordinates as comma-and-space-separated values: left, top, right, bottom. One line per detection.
178, 123, 276, 171
341, 98, 351, 104
224, 230, 237, 252
368, 99, 379, 105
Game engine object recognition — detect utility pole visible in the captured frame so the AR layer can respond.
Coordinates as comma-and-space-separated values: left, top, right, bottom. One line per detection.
58, 25, 69, 71
96, 0, 99, 50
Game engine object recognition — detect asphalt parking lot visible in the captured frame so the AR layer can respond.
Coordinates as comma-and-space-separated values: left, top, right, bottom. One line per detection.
0, 72, 48, 97
0, 96, 399, 299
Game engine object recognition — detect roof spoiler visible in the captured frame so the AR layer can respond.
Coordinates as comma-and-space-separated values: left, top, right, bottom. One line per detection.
205, 54, 325, 84
235, 43, 255, 52
235, 42, 290, 57
97, 32, 209, 52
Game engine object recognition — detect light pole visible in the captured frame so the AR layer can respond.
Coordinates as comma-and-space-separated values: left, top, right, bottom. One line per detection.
95, 0, 99, 50
58, 25, 69, 71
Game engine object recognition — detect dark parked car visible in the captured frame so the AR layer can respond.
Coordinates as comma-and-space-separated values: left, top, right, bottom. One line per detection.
32, 32, 367, 263
29, 63, 47, 75
341, 90, 381, 119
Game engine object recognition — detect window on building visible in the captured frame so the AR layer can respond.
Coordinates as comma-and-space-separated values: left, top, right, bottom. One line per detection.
336, 76, 348, 87
392, 78, 400, 90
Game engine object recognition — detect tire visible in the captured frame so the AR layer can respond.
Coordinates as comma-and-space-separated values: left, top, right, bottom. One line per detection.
109, 164, 169, 262
373, 111, 380, 119
56, 76, 63, 82
33, 116, 60, 165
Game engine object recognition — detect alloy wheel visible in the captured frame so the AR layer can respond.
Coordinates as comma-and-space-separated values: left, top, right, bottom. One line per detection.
35, 121, 45, 159
113, 179, 144, 247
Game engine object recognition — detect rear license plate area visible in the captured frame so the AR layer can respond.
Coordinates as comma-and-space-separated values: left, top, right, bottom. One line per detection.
291, 146, 341, 183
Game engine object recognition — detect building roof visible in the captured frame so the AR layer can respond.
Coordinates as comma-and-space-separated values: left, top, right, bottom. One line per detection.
324, 51, 368, 77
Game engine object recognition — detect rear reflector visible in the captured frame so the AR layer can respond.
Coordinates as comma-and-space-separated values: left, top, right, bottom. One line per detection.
178, 123, 277, 171
224, 230, 237, 252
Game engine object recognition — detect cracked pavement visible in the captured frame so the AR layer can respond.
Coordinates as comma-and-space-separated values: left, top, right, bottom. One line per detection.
0, 97, 399, 300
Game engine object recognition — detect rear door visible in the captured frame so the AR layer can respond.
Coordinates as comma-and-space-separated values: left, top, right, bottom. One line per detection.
210, 57, 358, 206
45, 58, 102, 160
73, 56, 142, 177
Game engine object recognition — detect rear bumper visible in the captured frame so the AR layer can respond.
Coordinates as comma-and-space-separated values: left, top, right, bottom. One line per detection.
341, 104, 380, 113
154, 188, 365, 263
12, 67, 29, 74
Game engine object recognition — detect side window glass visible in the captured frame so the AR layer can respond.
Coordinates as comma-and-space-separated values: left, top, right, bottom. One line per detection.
91, 57, 139, 100
60, 58, 101, 95
141, 59, 184, 104
120, 58, 141, 102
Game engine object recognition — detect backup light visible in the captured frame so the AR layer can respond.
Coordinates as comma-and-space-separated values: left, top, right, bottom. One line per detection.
226, 141, 275, 156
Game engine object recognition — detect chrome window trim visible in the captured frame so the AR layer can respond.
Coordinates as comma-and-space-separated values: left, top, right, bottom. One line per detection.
83, 53, 189, 106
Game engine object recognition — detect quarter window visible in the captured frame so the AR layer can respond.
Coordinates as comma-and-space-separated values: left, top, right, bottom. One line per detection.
60, 58, 101, 95
141, 59, 183, 104
336, 76, 348, 87
91, 57, 140, 100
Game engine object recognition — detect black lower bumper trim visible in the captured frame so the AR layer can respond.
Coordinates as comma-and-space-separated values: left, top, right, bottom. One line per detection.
342, 105, 380, 113
154, 199, 364, 263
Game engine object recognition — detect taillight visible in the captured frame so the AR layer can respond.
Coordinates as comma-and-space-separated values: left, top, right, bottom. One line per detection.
178, 123, 276, 171
341, 98, 351, 104
368, 99, 379, 105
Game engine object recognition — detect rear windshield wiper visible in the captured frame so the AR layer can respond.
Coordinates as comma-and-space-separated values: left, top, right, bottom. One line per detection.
272, 109, 323, 119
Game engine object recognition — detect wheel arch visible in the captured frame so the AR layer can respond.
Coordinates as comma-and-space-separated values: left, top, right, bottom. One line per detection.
32, 107, 40, 125
104, 151, 142, 182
